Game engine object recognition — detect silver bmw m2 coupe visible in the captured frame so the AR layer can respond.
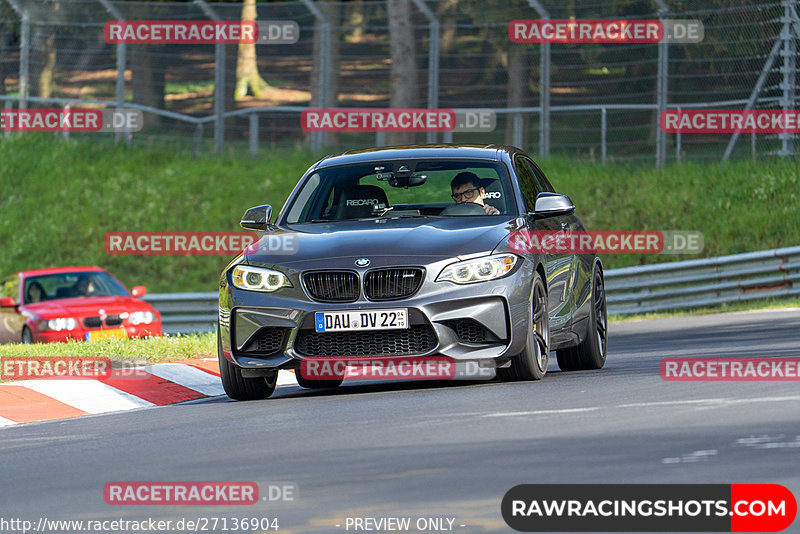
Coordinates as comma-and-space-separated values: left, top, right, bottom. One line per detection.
218, 145, 607, 399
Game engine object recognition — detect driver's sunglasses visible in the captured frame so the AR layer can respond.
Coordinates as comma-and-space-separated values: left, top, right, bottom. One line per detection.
452, 187, 479, 201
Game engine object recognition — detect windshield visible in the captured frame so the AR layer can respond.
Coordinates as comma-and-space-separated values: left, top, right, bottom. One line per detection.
284, 159, 516, 223
22, 271, 129, 304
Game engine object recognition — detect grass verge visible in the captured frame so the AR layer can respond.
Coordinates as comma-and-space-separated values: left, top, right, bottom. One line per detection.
0, 333, 216, 381
1, 135, 797, 295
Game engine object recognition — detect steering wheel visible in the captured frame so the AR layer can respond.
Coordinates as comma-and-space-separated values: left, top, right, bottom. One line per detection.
439, 202, 487, 216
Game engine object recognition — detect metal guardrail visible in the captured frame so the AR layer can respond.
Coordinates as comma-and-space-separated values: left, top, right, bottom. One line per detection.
605, 245, 800, 315
144, 246, 800, 334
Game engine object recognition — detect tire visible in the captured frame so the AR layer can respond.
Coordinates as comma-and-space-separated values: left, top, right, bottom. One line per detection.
497, 271, 549, 381
217, 329, 277, 400
557, 264, 608, 371
295, 369, 344, 390
21, 326, 33, 344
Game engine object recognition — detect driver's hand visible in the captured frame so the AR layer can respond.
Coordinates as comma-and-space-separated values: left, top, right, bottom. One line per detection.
483, 204, 499, 215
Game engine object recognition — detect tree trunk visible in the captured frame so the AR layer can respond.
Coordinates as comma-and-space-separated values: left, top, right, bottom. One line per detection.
504, 47, 528, 146
30, 23, 57, 98
387, 0, 418, 145
437, 0, 458, 54
309, 0, 342, 146
130, 45, 166, 128
235, 0, 269, 99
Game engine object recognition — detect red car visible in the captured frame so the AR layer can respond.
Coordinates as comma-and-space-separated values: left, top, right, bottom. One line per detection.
0, 266, 161, 344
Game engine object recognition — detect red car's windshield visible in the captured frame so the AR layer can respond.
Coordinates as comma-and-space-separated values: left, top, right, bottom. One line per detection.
23, 271, 129, 304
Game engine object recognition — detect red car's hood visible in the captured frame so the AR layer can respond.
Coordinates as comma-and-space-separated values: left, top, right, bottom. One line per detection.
22, 296, 156, 319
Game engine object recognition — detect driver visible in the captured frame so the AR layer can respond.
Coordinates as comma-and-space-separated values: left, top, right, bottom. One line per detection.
73, 277, 96, 297
450, 172, 500, 215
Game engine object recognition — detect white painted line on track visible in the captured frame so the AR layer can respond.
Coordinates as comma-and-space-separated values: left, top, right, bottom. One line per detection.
0, 415, 17, 427
148, 364, 226, 396
483, 407, 600, 417
20, 380, 153, 413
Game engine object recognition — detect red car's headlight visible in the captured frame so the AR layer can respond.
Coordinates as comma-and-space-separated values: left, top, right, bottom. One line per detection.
128, 311, 156, 325
40, 317, 79, 331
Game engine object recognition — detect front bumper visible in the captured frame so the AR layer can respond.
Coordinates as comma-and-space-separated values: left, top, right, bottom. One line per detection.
218, 257, 536, 370
31, 323, 162, 343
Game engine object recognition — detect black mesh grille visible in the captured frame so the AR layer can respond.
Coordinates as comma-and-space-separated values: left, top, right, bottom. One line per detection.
83, 317, 102, 328
364, 268, 424, 300
449, 320, 500, 344
303, 271, 359, 302
243, 328, 288, 355
294, 325, 437, 357
105, 315, 123, 326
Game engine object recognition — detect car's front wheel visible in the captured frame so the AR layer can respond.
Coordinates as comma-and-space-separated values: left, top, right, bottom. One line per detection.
498, 271, 549, 381
218, 329, 277, 400
557, 264, 607, 371
21, 326, 33, 344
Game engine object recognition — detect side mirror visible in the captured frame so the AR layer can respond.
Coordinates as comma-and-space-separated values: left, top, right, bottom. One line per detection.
0, 297, 16, 307
131, 286, 147, 298
529, 193, 575, 219
240, 204, 273, 231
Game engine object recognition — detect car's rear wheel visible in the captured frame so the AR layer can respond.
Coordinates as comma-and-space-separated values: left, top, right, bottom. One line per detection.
21, 326, 33, 344
217, 329, 277, 400
295, 370, 344, 390
498, 271, 549, 381
557, 265, 607, 371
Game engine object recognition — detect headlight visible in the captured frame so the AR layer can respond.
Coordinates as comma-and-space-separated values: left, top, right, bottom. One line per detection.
232, 265, 292, 292
437, 254, 518, 284
43, 317, 78, 331
129, 311, 155, 325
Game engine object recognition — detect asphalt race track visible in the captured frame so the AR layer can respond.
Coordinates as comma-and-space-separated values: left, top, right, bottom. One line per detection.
1, 309, 798, 533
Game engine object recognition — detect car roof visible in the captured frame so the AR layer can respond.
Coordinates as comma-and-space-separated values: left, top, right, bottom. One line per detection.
18, 266, 107, 278
311, 144, 522, 170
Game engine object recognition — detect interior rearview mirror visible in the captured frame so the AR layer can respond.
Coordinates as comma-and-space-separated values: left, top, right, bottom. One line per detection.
530, 193, 575, 219
240, 204, 273, 231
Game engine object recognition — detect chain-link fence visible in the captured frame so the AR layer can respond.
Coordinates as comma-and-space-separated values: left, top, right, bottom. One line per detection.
0, 0, 798, 164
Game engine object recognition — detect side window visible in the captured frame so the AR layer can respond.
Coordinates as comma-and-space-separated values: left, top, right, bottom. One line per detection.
0, 275, 20, 303
514, 156, 543, 211
528, 159, 556, 193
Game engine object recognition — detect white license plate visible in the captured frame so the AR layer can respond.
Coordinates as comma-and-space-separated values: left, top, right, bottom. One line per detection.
315, 309, 409, 332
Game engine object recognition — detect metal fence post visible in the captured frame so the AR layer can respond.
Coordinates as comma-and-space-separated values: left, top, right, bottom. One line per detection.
195, 0, 225, 154
301, 0, 331, 151
97, 0, 127, 145
410, 0, 440, 144
4, 0, 28, 110
528, 1, 550, 156
249, 113, 258, 156
779, 0, 797, 157
513, 114, 524, 148
601, 107, 607, 165
2, 101, 9, 138
192, 123, 204, 158
655, 0, 669, 168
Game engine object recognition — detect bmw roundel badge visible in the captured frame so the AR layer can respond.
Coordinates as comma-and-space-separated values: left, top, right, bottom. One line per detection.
355, 258, 371, 267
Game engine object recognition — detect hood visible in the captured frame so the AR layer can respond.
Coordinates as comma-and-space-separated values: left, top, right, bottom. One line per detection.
22, 296, 154, 319
244, 216, 517, 269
